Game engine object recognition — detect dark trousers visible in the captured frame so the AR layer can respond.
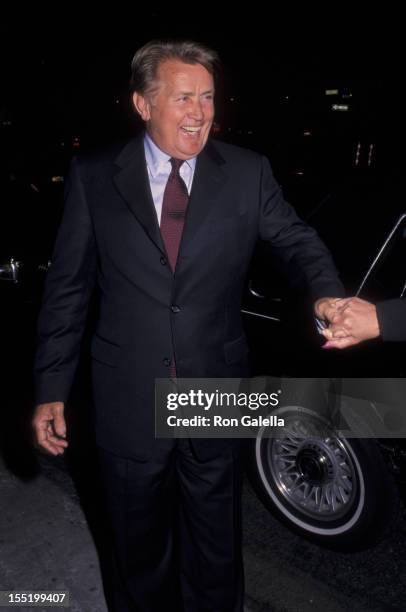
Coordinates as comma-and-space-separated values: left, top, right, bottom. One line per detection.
97, 438, 244, 612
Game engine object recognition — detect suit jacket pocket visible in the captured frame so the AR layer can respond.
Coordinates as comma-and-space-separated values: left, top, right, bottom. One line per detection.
90, 334, 120, 367
224, 334, 249, 365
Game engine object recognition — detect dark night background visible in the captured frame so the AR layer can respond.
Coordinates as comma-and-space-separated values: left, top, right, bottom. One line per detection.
1, 9, 402, 184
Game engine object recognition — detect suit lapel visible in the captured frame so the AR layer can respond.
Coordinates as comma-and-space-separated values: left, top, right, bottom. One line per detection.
113, 135, 165, 253
180, 140, 227, 248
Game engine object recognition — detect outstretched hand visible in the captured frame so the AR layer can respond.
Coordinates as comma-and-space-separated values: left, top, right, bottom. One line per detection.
316, 297, 380, 349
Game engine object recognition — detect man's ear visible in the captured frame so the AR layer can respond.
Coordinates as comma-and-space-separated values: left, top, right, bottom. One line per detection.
132, 92, 151, 121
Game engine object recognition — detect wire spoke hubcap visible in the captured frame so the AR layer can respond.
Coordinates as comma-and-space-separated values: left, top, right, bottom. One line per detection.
269, 416, 357, 521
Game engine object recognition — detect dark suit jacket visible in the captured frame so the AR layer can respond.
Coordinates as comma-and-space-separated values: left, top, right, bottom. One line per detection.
34, 135, 344, 460
377, 300, 406, 341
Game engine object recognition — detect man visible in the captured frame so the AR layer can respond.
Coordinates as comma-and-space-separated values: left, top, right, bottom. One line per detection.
320, 297, 406, 348
32, 39, 343, 611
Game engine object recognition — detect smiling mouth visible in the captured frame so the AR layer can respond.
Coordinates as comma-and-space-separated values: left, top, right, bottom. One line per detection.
180, 126, 202, 135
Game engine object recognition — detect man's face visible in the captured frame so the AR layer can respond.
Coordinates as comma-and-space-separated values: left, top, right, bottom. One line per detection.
133, 59, 215, 159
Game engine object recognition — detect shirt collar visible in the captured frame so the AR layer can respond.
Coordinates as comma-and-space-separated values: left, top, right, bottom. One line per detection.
144, 132, 196, 178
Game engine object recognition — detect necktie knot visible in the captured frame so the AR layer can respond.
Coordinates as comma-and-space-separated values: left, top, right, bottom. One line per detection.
170, 158, 184, 175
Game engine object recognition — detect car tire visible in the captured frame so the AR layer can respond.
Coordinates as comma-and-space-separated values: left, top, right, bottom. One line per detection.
248, 404, 400, 550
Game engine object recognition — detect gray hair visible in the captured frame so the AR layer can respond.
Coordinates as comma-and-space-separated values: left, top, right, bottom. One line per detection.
129, 39, 221, 96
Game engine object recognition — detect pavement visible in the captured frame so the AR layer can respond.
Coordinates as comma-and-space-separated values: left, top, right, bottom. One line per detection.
0, 453, 108, 612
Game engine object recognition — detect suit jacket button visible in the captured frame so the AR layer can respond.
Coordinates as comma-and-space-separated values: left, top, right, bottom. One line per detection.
160, 256, 167, 265
163, 357, 171, 366
171, 305, 181, 313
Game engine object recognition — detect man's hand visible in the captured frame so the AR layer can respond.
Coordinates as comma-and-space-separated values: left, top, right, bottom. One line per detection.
314, 297, 344, 323
320, 297, 380, 349
32, 402, 68, 456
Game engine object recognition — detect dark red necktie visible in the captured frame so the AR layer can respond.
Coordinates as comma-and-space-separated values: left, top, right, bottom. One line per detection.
160, 158, 189, 273
160, 158, 189, 377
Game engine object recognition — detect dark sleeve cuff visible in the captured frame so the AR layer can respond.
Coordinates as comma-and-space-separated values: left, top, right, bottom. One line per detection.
376, 299, 406, 342
34, 373, 72, 406
310, 281, 346, 302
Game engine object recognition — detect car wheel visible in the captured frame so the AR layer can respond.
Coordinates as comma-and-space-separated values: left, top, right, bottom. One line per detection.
249, 405, 399, 549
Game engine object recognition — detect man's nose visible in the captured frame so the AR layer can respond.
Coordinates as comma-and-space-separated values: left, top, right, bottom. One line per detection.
189, 99, 204, 120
